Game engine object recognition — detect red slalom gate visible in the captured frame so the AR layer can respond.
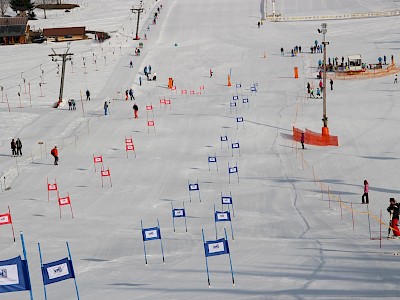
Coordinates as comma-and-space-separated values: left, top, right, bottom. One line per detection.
159, 98, 165, 108
0, 206, 16, 242
147, 120, 156, 133
47, 178, 59, 202
93, 155, 104, 172
58, 193, 74, 219
190, 90, 195, 95
101, 167, 112, 188
165, 99, 171, 109
125, 137, 136, 158
146, 104, 154, 118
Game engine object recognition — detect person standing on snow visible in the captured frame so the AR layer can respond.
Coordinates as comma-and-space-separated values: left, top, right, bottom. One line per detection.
301, 132, 305, 149
152, 72, 157, 81
125, 90, 129, 101
129, 88, 135, 100
319, 80, 323, 92
280, 47, 284, 56
394, 74, 398, 84
86, 90, 90, 100
307, 82, 311, 94
387, 198, 400, 237
139, 76, 142, 86
144, 66, 148, 77
11, 139, 16, 156
362, 180, 369, 204
104, 101, 109, 115
133, 103, 139, 118
16, 138, 22, 156
51, 146, 59, 165
330, 79, 333, 90
130, 60, 133, 68
148, 65, 152, 74
210, 69, 213, 78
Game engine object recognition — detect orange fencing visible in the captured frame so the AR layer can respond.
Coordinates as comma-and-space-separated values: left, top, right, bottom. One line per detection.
293, 127, 339, 146
328, 63, 399, 80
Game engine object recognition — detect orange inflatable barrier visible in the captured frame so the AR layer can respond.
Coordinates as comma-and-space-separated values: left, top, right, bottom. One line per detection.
228, 75, 232, 86
294, 67, 299, 79
293, 127, 338, 146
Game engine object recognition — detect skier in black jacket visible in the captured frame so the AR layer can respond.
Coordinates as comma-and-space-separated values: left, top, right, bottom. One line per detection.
387, 198, 400, 237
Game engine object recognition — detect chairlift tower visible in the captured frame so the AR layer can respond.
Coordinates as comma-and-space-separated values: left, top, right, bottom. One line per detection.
131, 1, 144, 40
49, 47, 73, 103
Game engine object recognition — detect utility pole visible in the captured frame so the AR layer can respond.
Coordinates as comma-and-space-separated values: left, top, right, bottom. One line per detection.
49, 47, 73, 103
318, 23, 329, 130
131, 1, 144, 40
43, 0, 47, 19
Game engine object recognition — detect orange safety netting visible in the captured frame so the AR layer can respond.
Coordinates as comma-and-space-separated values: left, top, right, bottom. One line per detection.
293, 127, 338, 146
328, 63, 399, 80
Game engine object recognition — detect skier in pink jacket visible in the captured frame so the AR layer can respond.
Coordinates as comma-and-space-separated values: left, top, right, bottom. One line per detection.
362, 180, 369, 204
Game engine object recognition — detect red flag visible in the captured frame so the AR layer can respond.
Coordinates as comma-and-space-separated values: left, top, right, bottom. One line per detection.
0, 213, 12, 225
146, 105, 153, 110
148, 120, 155, 126
171, 86, 176, 90
93, 156, 103, 163
58, 196, 71, 206
101, 169, 110, 177
126, 144, 135, 151
125, 138, 133, 144
181, 89, 187, 94
165, 100, 171, 105
47, 183, 58, 191
159, 99, 165, 104
190, 90, 195, 94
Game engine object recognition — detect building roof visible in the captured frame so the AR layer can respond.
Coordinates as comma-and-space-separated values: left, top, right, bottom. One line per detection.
0, 17, 28, 37
43, 27, 86, 37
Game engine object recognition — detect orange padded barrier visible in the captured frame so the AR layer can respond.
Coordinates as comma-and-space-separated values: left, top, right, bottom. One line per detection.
293, 127, 338, 146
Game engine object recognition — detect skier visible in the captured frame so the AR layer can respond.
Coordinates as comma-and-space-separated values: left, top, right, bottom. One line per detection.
148, 65, 152, 74
104, 101, 109, 115
129, 88, 135, 100
394, 74, 398, 84
68, 99, 72, 110
144, 66, 148, 76
319, 80, 323, 92
125, 90, 129, 101
387, 198, 400, 237
316, 88, 321, 98
210, 69, 213, 78
71, 99, 76, 110
384, 55, 387, 65
16, 138, 22, 156
11, 139, 16, 156
130, 60, 133, 68
301, 132, 305, 149
152, 72, 157, 81
86, 89, 90, 100
307, 82, 311, 94
139, 76, 142, 86
310, 88, 315, 98
133, 103, 139, 119
280, 47, 284, 56
257, 21, 260, 28
51, 146, 58, 165
362, 180, 369, 204
330, 79, 333, 90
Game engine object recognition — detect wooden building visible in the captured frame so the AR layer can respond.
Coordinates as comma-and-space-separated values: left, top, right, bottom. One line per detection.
0, 17, 29, 45
43, 26, 86, 42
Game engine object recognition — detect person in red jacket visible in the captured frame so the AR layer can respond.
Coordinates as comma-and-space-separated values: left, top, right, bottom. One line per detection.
362, 180, 369, 204
51, 146, 58, 165
388, 198, 400, 237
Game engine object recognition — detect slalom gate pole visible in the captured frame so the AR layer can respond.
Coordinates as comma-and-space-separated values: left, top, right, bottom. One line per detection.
8, 206, 15, 242
38, 242, 48, 300
225, 228, 235, 285
171, 201, 176, 233
202, 229, 211, 287
66, 242, 81, 300
339, 195, 343, 221
141, 220, 148, 265
328, 187, 331, 209
312, 166, 316, 186
183, 202, 188, 232
157, 219, 165, 263
214, 205, 218, 239
367, 204, 372, 239
20, 231, 34, 300
351, 203, 355, 231
230, 191, 235, 218
380, 210, 382, 249
230, 218, 234, 241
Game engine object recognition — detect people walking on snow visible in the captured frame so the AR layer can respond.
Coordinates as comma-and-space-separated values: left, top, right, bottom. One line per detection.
104, 101, 109, 115
86, 89, 90, 100
11, 139, 16, 156
388, 198, 400, 237
129, 88, 135, 100
362, 180, 369, 204
133, 103, 139, 118
51, 146, 58, 165
16, 138, 22, 156
301, 132, 305, 149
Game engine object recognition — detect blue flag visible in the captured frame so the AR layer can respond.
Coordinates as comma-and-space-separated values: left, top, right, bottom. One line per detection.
188, 183, 199, 191
42, 257, 75, 285
172, 208, 185, 218
204, 238, 230, 257
208, 156, 217, 163
215, 211, 232, 222
220, 135, 228, 142
236, 117, 243, 123
0, 256, 31, 293
221, 196, 232, 205
232, 95, 239, 100
142, 227, 161, 241
232, 142, 239, 149
228, 166, 238, 174
243, 98, 249, 103
230, 102, 236, 107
